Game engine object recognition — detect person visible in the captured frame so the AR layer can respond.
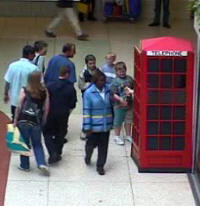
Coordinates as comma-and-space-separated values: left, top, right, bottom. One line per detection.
4, 45, 38, 122
83, 70, 113, 175
43, 66, 77, 164
78, 54, 100, 140
32, 40, 48, 73
101, 52, 116, 87
78, 0, 97, 22
110, 61, 134, 145
14, 71, 50, 176
45, 0, 88, 40
44, 43, 77, 85
149, 0, 170, 28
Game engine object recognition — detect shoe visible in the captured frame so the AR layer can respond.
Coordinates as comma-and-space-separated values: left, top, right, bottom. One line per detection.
163, 23, 171, 28
45, 30, 56, 38
77, 34, 89, 41
48, 155, 62, 164
38, 165, 50, 176
87, 16, 97, 21
97, 167, 105, 175
18, 166, 30, 172
64, 138, 68, 144
148, 22, 160, 27
84, 157, 91, 165
80, 132, 86, 140
114, 136, 125, 145
124, 135, 132, 143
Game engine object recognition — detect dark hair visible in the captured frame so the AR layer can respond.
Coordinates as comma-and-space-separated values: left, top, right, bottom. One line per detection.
62, 43, 75, 53
27, 71, 46, 100
59, 66, 70, 77
85, 54, 96, 64
34, 40, 48, 52
22, 45, 35, 58
92, 70, 106, 84
115, 61, 127, 71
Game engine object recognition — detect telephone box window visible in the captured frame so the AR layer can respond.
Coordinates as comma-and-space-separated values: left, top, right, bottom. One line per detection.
160, 106, 172, 120
147, 122, 159, 135
147, 136, 159, 150
161, 59, 172, 72
147, 106, 159, 120
148, 59, 159, 72
174, 59, 187, 72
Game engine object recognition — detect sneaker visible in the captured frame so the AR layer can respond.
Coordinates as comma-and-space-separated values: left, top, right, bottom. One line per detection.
77, 34, 89, 41
84, 157, 91, 166
18, 166, 30, 172
38, 165, 50, 176
114, 136, 125, 145
163, 23, 171, 28
45, 30, 56, 38
80, 132, 86, 140
124, 135, 132, 143
97, 167, 105, 175
48, 155, 62, 164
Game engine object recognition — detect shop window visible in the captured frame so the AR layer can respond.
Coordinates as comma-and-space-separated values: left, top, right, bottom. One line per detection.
147, 122, 159, 135
160, 106, 172, 120
173, 136, 185, 150
160, 122, 171, 134
160, 137, 171, 150
161, 75, 172, 88
174, 59, 187, 72
147, 106, 159, 120
148, 59, 159, 72
147, 136, 159, 150
148, 91, 159, 104
161, 59, 172, 72
173, 122, 185, 135
148, 75, 159, 88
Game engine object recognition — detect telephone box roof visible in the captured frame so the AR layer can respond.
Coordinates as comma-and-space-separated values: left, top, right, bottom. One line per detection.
141, 36, 193, 52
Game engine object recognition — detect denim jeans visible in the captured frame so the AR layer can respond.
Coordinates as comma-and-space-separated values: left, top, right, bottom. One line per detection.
18, 123, 46, 169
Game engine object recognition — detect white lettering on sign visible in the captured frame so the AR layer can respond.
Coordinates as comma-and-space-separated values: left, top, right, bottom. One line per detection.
146, 51, 188, 56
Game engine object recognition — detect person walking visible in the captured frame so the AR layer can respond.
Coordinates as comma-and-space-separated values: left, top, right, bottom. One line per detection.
14, 71, 50, 176
45, 0, 88, 40
83, 70, 113, 175
43, 66, 77, 164
44, 43, 77, 85
149, 0, 171, 28
4, 45, 38, 122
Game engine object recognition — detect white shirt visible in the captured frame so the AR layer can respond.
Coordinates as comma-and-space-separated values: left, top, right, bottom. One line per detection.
96, 88, 105, 100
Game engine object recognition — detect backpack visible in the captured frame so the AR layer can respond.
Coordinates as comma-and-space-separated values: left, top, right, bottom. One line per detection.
20, 89, 43, 125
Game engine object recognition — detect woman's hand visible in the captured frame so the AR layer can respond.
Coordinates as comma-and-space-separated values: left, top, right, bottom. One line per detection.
124, 87, 134, 96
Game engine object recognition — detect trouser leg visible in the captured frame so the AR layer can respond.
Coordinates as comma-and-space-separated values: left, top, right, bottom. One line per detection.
163, 0, 170, 24
153, 0, 161, 23
85, 134, 97, 160
11, 105, 16, 123
96, 132, 110, 169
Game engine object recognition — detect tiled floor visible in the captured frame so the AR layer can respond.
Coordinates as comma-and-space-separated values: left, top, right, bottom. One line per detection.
0, 16, 197, 206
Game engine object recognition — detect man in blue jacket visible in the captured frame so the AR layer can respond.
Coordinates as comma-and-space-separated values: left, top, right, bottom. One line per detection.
44, 43, 77, 85
43, 66, 77, 164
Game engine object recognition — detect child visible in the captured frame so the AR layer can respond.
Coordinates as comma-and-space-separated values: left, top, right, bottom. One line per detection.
101, 52, 116, 87
33, 40, 48, 73
78, 54, 100, 140
110, 61, 134, 145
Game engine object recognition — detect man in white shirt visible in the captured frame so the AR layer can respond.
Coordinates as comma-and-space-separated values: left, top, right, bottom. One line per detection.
4, 45, 38, 121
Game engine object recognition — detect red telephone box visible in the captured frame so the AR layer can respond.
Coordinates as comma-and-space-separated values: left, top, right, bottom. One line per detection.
132, 36, 194, 172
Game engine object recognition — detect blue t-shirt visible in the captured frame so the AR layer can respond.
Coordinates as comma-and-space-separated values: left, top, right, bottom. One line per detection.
4, 58, 38, 106
101, 63, 116, 85
44, 54, 77, 84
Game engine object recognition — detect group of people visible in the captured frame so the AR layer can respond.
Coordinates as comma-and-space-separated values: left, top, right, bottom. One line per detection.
4, 41, 134, 176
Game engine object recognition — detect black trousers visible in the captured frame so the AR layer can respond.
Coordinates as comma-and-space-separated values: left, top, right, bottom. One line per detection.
154, 0, 169, 24
43, 112, 70, 157
11, 105, 16, 123
85, 131, 110, 169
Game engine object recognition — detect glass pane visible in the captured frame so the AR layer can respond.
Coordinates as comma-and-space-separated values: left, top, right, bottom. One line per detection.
173, 122, 185, 135
173, 106, 186, 120
174, 59, 187, 72
160, 91, 173, 104
148, 75, 159, 88
161, 59, 172, 72
147, 122, 159, 135
148, 91, 159, 104
160, 137, 171, 150
161, 75, 172, 88
147, 136, 159, 150
160, 106, 172, 120
148, 59, 159, 72
173, 91, 186, 104
147, 106, 159, 120
174, 75, 186, 88
173, 136, 185, 150
160, 122, 172, 134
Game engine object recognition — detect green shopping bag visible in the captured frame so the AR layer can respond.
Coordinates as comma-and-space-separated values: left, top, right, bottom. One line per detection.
6, 124, 31, 156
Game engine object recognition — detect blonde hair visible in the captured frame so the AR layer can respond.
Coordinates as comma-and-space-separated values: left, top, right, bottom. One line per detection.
105, 52, 116, 59
115, 61, 127, 71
